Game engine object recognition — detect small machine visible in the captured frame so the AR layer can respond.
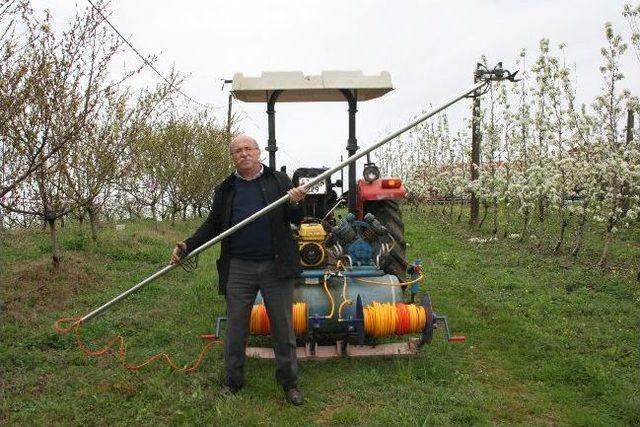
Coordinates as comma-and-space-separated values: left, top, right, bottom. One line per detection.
211, 71, 466, 358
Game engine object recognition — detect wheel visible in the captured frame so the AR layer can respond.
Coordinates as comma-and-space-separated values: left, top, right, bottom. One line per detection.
364, 200, 407, 279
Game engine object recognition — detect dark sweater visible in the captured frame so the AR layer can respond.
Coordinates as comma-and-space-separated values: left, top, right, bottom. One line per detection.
228, 178, 274, 260
184, 165, 304, 295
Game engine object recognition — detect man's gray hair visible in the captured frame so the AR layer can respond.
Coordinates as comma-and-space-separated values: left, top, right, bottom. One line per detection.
229, 134, 259, 151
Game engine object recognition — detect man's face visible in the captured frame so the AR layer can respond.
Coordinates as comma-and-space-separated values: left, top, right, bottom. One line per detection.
230, 137, 261, 174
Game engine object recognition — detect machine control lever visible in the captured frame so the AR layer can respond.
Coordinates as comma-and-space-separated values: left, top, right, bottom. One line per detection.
434, 314, 466, 342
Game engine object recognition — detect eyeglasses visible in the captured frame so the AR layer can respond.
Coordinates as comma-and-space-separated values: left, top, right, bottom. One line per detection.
231, 146, 258, 156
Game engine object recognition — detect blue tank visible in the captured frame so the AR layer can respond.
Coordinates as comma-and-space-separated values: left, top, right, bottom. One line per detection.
254, 266, 404, 334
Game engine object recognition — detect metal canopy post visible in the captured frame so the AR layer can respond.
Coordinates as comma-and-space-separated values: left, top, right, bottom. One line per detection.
266, 90, 282, 169
339, 89, 358, 213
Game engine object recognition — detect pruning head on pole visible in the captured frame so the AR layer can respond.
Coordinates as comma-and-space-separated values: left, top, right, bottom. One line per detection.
471, 62, 520, 97
475, 62, 520, 83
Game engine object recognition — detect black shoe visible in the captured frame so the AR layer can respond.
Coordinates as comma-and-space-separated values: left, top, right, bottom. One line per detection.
219, 383, 241, 396
284, 387, 304, 406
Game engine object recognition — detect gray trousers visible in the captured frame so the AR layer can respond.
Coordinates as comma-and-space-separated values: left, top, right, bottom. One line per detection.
224, 258, 298, 390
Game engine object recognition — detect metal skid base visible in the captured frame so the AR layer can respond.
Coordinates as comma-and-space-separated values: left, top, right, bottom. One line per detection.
346, 338, 420, 357
245, 338, 421, 360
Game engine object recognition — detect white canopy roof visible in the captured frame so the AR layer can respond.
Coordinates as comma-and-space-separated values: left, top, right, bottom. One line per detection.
231, 71, 393, 103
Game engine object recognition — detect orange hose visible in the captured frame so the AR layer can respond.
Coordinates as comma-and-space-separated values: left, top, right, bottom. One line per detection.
249, 302, 308, 336
395, 303, 409, 335
292, 302, 308, 336
362, 303, 427, 338
54, 317, 219, 372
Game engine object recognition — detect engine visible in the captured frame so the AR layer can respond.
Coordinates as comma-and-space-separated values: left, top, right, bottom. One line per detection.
296, 212, 394, 271
297, 222, 327, 267
325, 213, 394, 269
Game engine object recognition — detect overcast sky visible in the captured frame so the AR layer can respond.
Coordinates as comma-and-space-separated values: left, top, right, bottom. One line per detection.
35, 0, 639, 177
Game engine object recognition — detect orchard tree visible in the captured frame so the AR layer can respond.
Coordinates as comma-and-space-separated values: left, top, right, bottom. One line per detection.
592, 23, 635, 267
1, 1, 147, 267
623, 3, 640, 63
0, 1, 58, 199
63, 81, 178, 240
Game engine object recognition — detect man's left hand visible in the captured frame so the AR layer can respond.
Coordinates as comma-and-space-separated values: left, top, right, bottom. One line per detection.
288, 186, 307, 204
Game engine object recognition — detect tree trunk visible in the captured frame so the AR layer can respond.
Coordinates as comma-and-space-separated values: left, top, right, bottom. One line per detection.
47, 218, 61, 269
88, 207, 98, 242
171, 205, 177, 226
537, 197, 545, 245
571, 206, 588, 257
503, 199, 510, 238
571, 229, 584, 257
470, 79, 481, 226
492, 198, 498, 236
553, 216, 567, 254
598, 218, 616, 267
519, 208, 530, 242
538, 197, 545, 221
478, 202, 488, 229
597, 222, 615, 268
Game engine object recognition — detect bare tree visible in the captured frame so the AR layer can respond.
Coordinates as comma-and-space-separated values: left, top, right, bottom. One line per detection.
160, 111, 231, 224
63, 81, 178, 240
1, 1, 138, 267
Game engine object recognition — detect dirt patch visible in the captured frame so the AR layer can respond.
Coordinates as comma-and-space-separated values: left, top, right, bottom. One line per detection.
1, 252, 107, 324
96, 378, 138, 399
32, 373, 54, 395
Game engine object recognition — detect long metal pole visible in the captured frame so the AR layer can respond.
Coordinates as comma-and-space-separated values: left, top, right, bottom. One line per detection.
77, 79, 488, 325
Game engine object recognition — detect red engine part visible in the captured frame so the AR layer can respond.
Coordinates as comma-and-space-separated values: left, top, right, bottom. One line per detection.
355, 177, 407, 219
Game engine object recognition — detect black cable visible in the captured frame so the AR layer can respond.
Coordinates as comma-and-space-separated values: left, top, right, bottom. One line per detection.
85, 0, 219, 110
180, 254, 199, 272
464, 81, 491, 99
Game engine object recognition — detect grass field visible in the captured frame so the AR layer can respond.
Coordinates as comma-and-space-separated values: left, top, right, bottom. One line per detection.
1, 207, 639, 426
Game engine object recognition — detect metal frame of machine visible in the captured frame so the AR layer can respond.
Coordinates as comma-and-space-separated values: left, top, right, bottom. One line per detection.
221, 70, 464, 358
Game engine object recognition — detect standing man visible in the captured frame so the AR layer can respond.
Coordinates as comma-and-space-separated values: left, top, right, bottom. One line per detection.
171, 134, 307, 405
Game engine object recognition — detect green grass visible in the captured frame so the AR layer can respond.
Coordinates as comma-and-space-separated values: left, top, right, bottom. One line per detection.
1, 209, 638, 426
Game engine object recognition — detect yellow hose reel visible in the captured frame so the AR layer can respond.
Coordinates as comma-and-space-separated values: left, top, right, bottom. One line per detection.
250, 302, 308, 336
249, 301, 428, 338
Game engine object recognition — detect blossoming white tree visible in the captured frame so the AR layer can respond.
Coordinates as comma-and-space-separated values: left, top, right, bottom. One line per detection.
375, 13, 638, 269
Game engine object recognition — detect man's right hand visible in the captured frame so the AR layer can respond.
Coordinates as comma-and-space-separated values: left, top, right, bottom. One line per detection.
170, 241, 187, 265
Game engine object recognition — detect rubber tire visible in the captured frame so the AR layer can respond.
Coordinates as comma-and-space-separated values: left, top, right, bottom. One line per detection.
364, 200, 407, 279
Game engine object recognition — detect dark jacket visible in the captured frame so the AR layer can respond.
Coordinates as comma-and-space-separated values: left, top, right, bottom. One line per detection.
185, 165, 303, 295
